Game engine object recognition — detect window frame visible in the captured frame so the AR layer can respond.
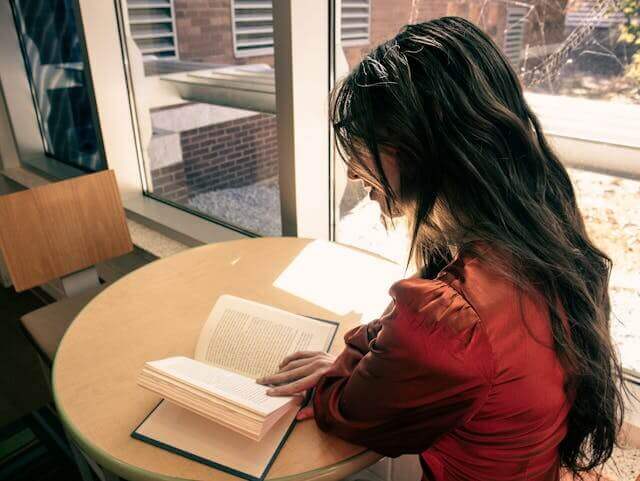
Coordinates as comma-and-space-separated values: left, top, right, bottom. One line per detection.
0, 0, 105, 179
0, 1, 81, 177
75, 0, 332, 240
0, 0, 333, 241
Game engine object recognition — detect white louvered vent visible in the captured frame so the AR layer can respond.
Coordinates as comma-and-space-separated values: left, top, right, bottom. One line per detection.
127, 0, 178, 60
503, 6, 529, 68
341, 0, 370, 46
231, 0, 371, 57
232, 0, 275, 57
565, 0, 626, 28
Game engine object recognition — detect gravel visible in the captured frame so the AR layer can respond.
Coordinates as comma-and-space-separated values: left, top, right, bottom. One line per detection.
570, 168, 640, 374
603, 445, 640, 481
187, 178, 282, 236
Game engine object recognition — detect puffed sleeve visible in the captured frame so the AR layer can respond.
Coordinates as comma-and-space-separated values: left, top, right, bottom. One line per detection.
313, 278, 495, 457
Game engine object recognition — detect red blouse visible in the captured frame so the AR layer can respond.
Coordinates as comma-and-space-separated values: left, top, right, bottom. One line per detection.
313, 247, 571, 481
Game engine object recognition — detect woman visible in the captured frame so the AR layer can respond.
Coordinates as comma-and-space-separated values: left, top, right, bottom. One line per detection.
256, 16, 625, 481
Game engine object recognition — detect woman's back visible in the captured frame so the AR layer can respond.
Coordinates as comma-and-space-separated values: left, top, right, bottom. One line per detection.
425, 249, 570, 480
314, 246, 570, 481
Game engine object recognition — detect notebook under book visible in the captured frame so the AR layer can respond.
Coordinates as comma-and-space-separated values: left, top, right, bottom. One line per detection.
131, 295, 339, 481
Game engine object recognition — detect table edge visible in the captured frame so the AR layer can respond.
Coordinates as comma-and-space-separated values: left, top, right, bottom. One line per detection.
54, 382, 380, 481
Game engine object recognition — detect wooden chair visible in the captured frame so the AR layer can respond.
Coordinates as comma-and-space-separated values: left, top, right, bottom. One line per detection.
0, 170, 133, 365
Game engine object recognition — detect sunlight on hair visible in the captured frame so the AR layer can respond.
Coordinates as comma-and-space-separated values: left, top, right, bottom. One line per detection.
273, 240, 405, 323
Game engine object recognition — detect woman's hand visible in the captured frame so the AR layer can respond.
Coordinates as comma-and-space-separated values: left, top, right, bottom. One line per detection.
295, 405, 314, 421
256, 350, 335, 397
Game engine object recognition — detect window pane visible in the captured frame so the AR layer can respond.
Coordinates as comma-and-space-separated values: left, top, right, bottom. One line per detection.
10, 0, 105, 172
118, 0, 281, 236
332, 1, 639, 374
338, 0, 639, 105
570, 169, 640, 375
526, 0, 638, 105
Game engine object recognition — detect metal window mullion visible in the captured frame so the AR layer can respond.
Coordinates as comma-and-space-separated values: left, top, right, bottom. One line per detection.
74, 0, 143, 196
273, 0, 330, 239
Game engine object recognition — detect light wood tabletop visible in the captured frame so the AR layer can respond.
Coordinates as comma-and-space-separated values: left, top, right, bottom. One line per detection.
52, 237, 405, 481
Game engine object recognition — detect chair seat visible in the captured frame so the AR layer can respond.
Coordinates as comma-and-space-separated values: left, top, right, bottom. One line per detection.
20, 285, 105, 363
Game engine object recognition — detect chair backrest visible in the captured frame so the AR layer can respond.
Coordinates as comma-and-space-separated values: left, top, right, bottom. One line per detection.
0, 170, 133, 292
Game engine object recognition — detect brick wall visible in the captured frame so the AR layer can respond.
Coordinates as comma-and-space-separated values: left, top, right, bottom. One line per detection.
151, 162, 189, 203
343, 0, 508, 68
150, 113, 278, 203
173, 0, 273, 66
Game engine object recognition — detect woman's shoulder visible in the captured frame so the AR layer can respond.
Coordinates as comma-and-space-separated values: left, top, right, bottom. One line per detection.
391, 243, 530, 330
384, 276, 495, 384
389, 276, 481, 335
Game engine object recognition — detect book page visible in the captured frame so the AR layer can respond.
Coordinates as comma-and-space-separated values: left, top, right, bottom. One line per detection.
194, 295, 337, 379
145, 357, 296, 416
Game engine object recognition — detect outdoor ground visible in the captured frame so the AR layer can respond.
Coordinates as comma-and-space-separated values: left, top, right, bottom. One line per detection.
530, 72, 640, 104
187, 178, 282, 236
570, 168, 640, 374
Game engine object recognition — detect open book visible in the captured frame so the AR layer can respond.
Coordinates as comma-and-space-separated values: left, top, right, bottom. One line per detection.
132, 295, 339, 481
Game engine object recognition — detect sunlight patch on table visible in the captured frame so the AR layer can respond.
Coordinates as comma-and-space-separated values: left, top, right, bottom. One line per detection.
273, 240, 405, 323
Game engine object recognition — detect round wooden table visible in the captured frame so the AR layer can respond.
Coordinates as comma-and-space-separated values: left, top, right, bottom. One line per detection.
53, 237, 404, 481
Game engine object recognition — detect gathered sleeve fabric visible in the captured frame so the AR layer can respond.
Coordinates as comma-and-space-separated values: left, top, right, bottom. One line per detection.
313, 278, 496, 458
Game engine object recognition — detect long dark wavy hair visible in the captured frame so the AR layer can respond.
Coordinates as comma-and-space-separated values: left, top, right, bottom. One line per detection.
331, 16, 626, 476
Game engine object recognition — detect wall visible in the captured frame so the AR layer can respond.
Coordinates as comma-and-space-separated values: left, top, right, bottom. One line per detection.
173, 0, 273, 66
150, 113, 278, 203
342, 0, 509, 68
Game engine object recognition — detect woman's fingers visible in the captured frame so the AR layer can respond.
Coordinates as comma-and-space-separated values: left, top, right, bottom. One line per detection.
278, 350, 318, 369
266, 372, 322, 396
257, 362, 318, 386
278, 355, 322, 373
279, 352, 335, 372
256, 351, 335, 395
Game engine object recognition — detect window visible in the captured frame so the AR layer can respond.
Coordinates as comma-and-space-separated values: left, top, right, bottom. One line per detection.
331, 1, 640, 376
8, 0, 105, 173
523, 0, 640, 146
569, 168, 640, 375
118, 0, 283, 236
